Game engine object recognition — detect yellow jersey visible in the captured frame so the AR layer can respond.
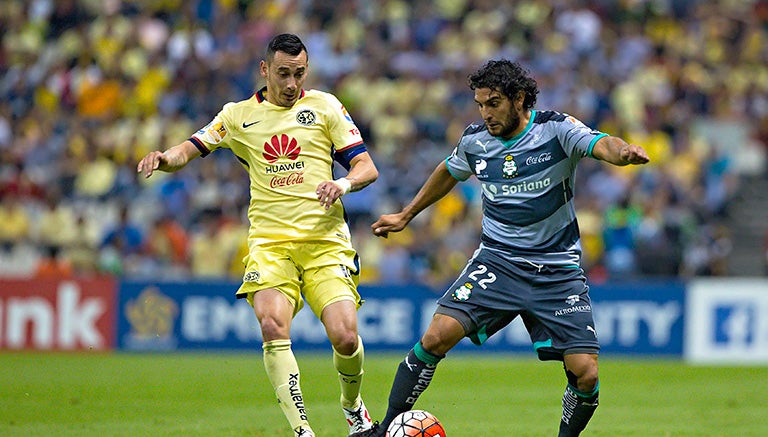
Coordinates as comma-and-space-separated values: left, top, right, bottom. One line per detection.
189, 87, 366, 247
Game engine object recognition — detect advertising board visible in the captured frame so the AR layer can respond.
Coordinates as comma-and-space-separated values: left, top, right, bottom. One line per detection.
685, 278, 768, 364
115, 280, 686, 356
0, 277, 116, 350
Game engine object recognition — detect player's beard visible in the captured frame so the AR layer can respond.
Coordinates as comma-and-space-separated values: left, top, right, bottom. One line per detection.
492, 113, 520, 139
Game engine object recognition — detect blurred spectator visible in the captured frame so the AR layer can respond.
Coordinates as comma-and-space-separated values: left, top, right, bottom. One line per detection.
35, 190, 77, 250
99, 205, 146, 275
376, 241, 412, 285
63, 212, 101, 275
0, 194, 31, 250
146, 214, 190, 274
602, 196, 642, 278
73, 142, 118, 199
575, 198, 605, 274
35, 246, 74, 277
0, 194, 37, 277
189, 209, 232, 279
683, 223, 734, 277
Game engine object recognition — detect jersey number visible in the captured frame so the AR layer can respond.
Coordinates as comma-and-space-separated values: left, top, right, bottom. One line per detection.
468, 264, 497, 289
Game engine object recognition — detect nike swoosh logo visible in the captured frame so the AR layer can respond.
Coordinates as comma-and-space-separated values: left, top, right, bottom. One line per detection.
242, 120, 261, 128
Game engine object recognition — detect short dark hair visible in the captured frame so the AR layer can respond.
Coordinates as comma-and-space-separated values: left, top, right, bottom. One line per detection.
468, 59, 539, 110
266, 33, 307, 61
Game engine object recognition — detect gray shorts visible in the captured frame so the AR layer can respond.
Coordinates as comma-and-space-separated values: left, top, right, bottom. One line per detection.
436, 247, 599, 360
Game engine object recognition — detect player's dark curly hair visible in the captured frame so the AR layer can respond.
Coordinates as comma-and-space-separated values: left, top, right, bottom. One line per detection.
266, 33, 307, 61
468, 59, 539, 109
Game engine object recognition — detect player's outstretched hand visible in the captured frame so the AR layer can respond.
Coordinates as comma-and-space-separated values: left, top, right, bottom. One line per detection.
137, 151, 167, 179
371, 213, 408, 238
622, 144, 650, 165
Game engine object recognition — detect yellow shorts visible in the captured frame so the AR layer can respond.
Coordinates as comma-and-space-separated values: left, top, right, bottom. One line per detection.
236, 240, 361, 318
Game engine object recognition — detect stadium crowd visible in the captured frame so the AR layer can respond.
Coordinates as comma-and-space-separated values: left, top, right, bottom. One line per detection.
0, 0, 766, 287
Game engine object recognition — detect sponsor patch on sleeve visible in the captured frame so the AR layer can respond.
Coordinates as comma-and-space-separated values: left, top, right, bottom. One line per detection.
197, 118, 228, 145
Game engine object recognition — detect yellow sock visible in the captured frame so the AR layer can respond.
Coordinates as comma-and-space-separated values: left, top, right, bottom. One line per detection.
333, 335, 364, 409
263, 339, 311, 431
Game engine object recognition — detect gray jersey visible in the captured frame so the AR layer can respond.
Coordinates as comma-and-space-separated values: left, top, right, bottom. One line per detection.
445, 110, 607, 267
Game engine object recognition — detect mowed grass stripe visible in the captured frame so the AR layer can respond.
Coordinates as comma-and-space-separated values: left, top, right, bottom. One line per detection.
1, 352, 766, 436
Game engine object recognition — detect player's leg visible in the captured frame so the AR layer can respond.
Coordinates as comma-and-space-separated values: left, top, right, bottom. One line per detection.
302, 247, 372, 435
252, 288, 314, 436
559, 352, 599, 437
374, 312, 465, 433
239, 247, 313, 436
525, 266, 600, 437
529, 315, 600, 437
350, 247, 521, 437
321, 300, 374, 433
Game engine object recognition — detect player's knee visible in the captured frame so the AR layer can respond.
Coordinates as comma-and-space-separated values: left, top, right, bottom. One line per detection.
577, 367, 599, 392
258, 316, 290, 341
420, 332, 451, 356
565, 363, 599, 392
564, 352, 599, 391
330, 330, 359, 355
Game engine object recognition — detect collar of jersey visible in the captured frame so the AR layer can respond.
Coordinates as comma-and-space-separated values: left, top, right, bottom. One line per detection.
498, 110, 536, 148
254, 86, 306, 103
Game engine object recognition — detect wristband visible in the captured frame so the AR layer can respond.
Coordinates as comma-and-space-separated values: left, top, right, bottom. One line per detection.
333, 177, 352, 194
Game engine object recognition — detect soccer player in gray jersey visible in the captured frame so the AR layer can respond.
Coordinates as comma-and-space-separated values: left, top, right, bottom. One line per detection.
352, 59, 649, 437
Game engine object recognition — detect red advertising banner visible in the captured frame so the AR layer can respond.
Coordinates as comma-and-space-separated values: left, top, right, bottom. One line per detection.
0, 277, 117, 351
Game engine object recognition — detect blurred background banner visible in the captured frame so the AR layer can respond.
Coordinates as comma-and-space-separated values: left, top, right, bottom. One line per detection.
6, 277, 766, 364
113, 280, 689, 356
685, 278, 768, 364
589, 281, 685, 356
0, 277, 116, 351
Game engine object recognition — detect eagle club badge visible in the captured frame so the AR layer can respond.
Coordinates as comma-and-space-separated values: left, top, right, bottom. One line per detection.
502, 154, 519, 178
296, 109, 316, 126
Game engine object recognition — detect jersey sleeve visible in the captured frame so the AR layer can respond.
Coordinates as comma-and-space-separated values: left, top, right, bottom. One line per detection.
444, 127, 475, 181
325, 94, 366, 167
557, 114, 607, 159
189, 102, 236, 156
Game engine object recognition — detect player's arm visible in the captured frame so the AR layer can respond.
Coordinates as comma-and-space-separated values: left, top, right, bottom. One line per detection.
137, 140, 202, 178
317, 151, 378, 210
591, 135, 650, 166
343, 151, 379, 192
372, 160, 458, 238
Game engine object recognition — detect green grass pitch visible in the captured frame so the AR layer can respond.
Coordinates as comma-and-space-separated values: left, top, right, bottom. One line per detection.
1, 352, 766, 436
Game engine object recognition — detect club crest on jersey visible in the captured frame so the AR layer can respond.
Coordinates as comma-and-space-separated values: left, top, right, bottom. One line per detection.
502, 154, 519, 178
296, 109, 316, 126
452, 282, 473, 301
243, 271, 261, 282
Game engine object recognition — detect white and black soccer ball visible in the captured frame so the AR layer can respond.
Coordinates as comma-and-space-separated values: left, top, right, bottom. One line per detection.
386, 410, 446, 437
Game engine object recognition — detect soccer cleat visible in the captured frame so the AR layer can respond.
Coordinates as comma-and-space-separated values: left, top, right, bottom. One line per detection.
343, 399, 374, 434
348, 421, 382, 437
294, 426, 315, 437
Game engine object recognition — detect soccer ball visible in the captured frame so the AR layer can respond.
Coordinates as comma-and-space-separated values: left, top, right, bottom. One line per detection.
386, 410, 446, 437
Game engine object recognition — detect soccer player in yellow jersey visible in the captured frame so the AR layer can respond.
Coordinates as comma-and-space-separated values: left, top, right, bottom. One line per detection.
137, 33, 379, 437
